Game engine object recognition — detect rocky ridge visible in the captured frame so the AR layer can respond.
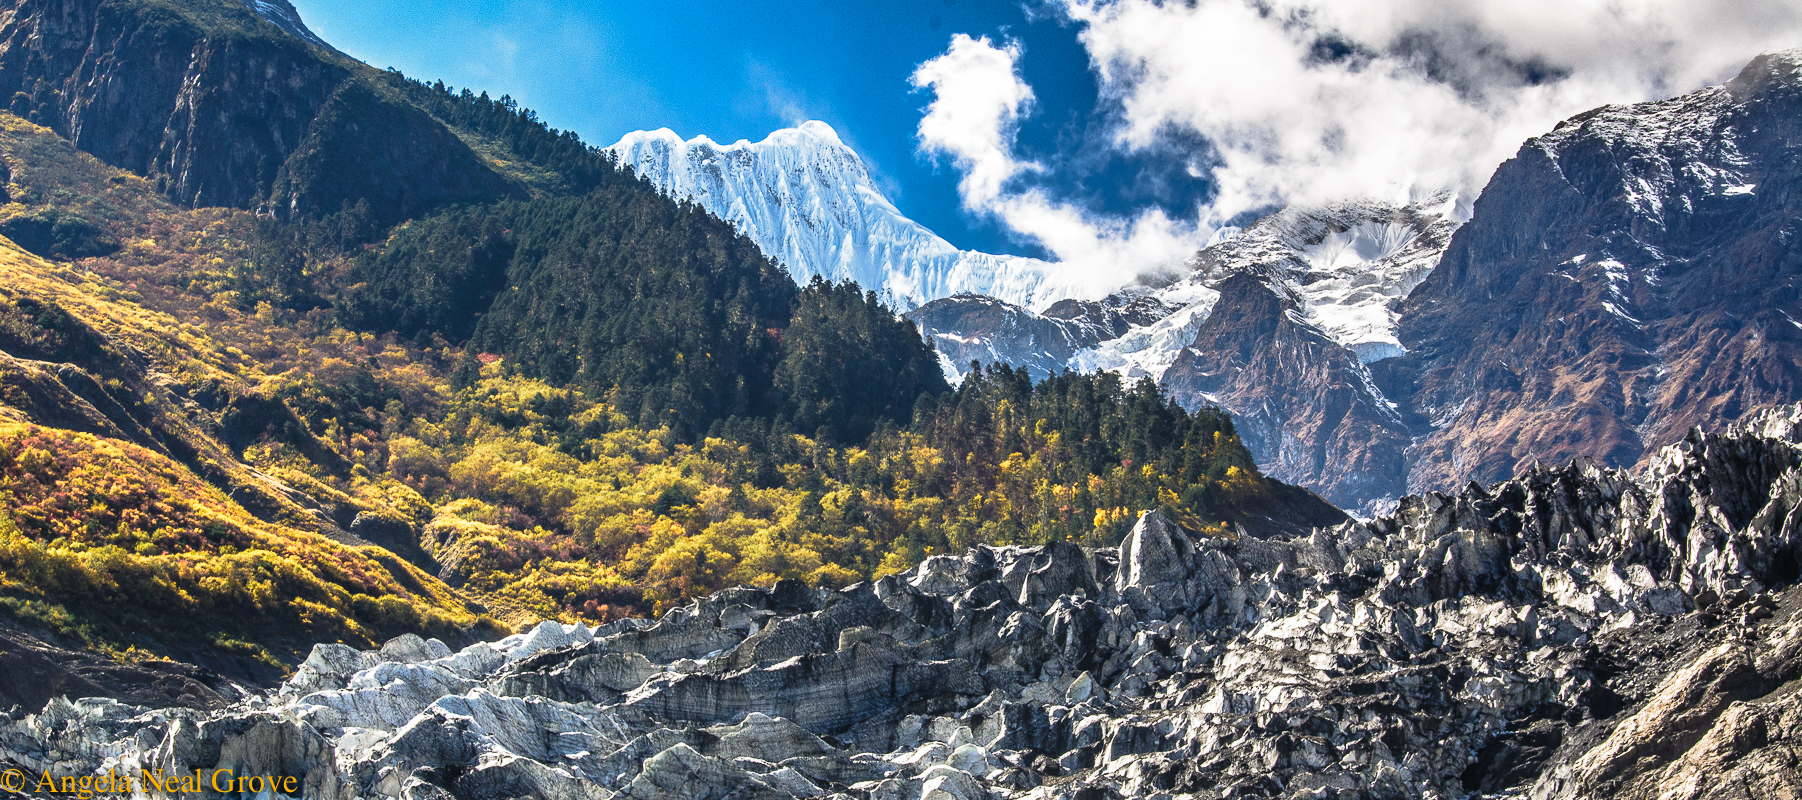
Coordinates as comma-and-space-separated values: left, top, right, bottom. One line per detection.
231, 0, 330, 50
10, 407, 1802, 799
0, 0, 518, 223
1155, 199, 1458, 512
922, 47, 1802, 514
1394, 47, 1802, 500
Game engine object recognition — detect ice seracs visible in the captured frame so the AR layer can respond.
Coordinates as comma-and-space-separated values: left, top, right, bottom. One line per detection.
10, 408, 1802, 798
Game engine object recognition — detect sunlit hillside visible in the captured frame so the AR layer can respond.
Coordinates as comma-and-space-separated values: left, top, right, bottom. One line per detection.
0, 108, 1312, 671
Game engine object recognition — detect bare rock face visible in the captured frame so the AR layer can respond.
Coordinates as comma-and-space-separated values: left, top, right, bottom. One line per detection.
1395, 48, 1802, 500
0, 623, 242, 714
0, 0, 517, 222
10, 408, 1802, 798
1162, 271, 1413, 511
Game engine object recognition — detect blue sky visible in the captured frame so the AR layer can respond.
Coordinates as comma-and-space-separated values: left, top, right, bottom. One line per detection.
288, 0, 1802, 282
286, 0, 1207, 260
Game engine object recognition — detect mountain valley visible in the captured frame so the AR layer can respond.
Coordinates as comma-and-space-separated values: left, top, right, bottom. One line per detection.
0, 0, 1315, 684
12, 406, 1802, 799
0, 0, 1795, 798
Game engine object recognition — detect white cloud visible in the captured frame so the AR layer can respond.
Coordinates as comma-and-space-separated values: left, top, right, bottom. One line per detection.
913, 0, 1802, 296
912, 34, 1208, 298
910, 34, 1040, 207
1067, 0, 1802, 221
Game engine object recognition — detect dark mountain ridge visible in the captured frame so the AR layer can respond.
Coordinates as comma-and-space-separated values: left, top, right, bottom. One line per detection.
1163, 270, 1413, 508
1396, 48, 1802, 497
0, 0, 539, 224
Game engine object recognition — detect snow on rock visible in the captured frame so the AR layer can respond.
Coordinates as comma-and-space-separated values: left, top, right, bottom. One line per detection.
608, 122, 1066, 311
1067, 281, 1220, 380
1064, 195, 1460, 383
233, 0, 333, 49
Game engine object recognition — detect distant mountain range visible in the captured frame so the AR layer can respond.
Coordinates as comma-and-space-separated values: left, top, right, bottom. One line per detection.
647, 53, 1802, 514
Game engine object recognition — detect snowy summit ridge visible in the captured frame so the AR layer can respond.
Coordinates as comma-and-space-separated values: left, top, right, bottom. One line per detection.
607, 122, 1063, 311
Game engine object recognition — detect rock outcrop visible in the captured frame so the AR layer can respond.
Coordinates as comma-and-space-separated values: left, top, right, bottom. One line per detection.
0, 0, 517, 222
1396, 47, 1802, 499
11, 407, 1802, 798
0, 622, 245, 715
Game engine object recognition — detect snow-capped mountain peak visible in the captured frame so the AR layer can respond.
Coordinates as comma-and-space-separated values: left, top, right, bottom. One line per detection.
606, 122, 1065, 311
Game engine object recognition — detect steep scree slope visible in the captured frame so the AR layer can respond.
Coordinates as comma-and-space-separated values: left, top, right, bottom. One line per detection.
11, 406, 1802, 799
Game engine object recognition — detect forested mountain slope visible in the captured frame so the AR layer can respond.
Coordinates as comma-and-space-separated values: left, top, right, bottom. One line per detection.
0, 0, 1332, 695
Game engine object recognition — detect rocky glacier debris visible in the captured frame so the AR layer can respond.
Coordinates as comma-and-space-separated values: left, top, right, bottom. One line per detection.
11, 407, 1802, 798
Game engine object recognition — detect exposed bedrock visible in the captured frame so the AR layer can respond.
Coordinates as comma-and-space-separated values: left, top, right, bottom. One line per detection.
11, 407, 1802, 798
0, 0, 518, 222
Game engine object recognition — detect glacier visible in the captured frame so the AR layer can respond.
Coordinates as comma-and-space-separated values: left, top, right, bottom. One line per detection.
1068, 195, 1463, 382
606, 122, 1070, 312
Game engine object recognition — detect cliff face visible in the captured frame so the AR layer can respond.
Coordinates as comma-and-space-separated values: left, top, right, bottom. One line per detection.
10, 408, 1802, 799
1397, 49, 1802, 496
1163, 272, 1412, 510
0, 0, 514, 220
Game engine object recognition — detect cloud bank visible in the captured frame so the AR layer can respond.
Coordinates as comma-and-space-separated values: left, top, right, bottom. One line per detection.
915, 0, 1802, 296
